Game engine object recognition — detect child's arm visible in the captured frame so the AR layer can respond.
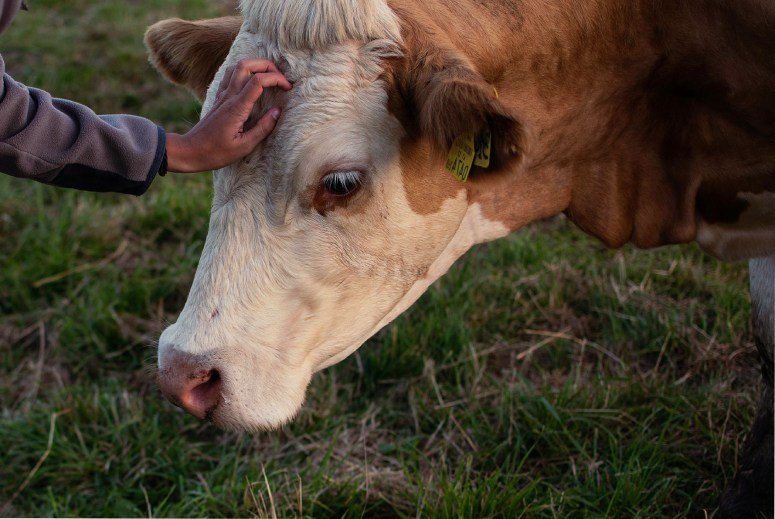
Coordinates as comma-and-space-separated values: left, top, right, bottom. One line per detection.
0, 55, 290, 195
165, 59, 289, 173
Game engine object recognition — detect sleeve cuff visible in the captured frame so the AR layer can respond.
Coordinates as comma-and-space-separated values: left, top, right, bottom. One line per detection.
132, 125, 167, 196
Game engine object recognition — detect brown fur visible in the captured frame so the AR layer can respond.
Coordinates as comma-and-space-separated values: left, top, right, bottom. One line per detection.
397, 137, 466, 216
145, 0, 775, 250
382, 0, 775, 248
144, 6, 773, 512
384, 13, 525, 173
144, 16, 242, 100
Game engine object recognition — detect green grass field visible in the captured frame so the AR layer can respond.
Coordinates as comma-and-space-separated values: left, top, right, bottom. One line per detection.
0, 1, 760, 517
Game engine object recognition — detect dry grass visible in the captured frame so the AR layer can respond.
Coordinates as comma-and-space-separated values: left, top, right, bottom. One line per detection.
0, 1, 761, 517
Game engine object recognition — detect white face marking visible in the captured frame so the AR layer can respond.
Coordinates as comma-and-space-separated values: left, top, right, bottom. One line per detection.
697, 191, 775, 261
157, 27, 511, 431
239, 0, 401, 49
315, 201, 511, 372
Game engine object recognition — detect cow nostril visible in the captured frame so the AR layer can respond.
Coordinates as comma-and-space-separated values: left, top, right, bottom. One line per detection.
182, 369, 222, 417
158, 349, 225, 421
191, 369, 221, 403
165, 367, 223, 420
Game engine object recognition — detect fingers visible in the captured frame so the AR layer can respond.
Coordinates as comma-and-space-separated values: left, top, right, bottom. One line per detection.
244, 107, 282, 145
235, 71, 292, 110
226, 59, 289, 94
208, 59, 290, 155
216, 66, 236, 97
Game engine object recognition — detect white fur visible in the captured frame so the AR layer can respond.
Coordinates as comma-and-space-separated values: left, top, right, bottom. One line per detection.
314, 200, 509, 371
373, 203, 511, 330
159, 5, 775, 432
239, 0, 401, 49
159, 1, 775, 434
159, 24, 487, 431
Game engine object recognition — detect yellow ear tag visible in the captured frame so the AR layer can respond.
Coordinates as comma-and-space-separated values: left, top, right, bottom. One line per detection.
445, 131, 476, 182
474, 128, 491, 168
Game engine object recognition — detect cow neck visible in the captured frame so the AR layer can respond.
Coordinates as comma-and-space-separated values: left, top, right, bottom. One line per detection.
391, 0, 775, 251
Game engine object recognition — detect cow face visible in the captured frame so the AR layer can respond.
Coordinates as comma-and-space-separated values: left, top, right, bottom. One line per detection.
147, 2, 521, 431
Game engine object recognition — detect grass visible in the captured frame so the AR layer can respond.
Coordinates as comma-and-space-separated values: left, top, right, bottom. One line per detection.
0, 1, 760, 517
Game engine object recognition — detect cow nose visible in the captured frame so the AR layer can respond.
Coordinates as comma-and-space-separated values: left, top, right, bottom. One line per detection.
158, 350, 222, 420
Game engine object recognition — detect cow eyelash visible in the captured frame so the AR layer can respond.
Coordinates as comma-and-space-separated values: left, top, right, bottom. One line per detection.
322, 170, 362, 197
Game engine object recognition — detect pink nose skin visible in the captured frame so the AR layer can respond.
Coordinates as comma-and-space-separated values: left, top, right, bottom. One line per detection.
158, 349, 223, 420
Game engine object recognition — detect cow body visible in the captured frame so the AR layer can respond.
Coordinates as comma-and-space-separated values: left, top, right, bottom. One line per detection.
388, 0, 775, 253
145, 0, 774, 514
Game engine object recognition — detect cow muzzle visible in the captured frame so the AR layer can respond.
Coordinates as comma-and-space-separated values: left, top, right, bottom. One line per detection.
157, 349, 223, 420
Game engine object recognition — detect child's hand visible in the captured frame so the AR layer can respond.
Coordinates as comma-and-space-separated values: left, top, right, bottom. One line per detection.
165, 59, 292, 173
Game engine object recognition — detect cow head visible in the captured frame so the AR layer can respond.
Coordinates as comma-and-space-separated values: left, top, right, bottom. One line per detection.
147, 0, 529, 431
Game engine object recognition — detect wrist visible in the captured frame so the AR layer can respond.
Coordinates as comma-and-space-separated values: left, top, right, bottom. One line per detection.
166, 133, 199, 173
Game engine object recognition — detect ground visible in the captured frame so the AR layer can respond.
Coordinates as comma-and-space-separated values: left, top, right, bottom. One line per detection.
0, 0, 759, 517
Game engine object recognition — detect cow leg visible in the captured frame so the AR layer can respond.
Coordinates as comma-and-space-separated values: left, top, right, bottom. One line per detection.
719, 256, 774, 519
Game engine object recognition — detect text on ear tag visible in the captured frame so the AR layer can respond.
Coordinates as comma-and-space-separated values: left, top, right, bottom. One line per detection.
474, 128, 491, 168
445, 126, 492, 182
445, 131, 476, 182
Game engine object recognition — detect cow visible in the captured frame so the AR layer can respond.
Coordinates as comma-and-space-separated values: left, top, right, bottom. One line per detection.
144, 0, 774, 515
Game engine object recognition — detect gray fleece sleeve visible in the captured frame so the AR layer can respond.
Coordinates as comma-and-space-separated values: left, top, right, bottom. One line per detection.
0, 54, 167, 195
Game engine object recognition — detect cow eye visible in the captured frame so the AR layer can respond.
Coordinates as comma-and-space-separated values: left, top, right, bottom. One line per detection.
322, 170, 362, 197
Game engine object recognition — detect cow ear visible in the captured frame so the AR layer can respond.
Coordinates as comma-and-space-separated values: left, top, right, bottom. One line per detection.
145, 16, 242, 100
401, 54, 524, 172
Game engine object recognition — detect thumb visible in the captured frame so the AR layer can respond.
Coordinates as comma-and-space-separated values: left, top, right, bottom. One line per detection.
244, 107, 281, 145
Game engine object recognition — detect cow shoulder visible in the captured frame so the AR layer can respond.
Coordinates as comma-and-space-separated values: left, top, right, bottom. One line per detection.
145, 16, 242, 100
523, 0, 775, 252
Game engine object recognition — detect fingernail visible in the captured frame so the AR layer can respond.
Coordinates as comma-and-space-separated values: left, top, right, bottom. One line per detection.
269, 108, 281, 120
